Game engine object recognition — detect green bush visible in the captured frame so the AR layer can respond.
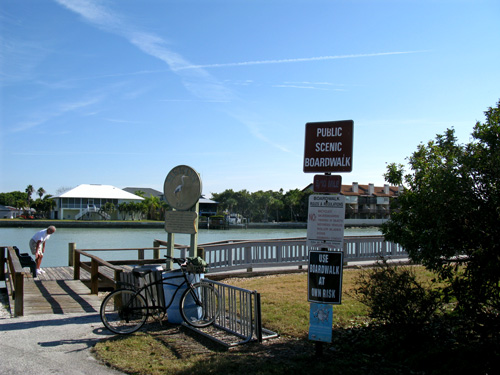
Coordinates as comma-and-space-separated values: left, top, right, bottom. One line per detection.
354, 260, 442, 327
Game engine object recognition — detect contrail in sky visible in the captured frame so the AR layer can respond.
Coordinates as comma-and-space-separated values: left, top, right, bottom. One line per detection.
176, 51, 427, 70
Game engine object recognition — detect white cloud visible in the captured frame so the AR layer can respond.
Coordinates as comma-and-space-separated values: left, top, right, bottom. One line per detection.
177, 51, 428, 70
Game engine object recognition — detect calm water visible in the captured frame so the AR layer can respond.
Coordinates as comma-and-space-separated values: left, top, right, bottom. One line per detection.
1, 226, 380, 267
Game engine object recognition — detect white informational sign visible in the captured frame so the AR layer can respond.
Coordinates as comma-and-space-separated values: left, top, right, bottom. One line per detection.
307, 194, 345, 249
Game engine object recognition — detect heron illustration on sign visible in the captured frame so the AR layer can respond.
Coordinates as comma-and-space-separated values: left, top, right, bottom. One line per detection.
164, 165, 202, 211
174, 175, 188, 202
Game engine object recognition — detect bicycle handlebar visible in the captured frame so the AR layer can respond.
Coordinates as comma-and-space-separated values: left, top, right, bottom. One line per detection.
164, 255, 187, 266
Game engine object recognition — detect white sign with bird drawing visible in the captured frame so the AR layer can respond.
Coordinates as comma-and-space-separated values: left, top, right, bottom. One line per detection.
163, 165, 202, 211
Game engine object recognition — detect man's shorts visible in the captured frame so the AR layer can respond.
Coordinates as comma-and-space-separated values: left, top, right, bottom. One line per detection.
29, 239, 37, 255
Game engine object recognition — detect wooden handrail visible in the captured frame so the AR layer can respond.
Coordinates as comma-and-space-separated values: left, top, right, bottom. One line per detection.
5, 246, 25, 316
73, 246, 170, 293
0, 246, 6, 281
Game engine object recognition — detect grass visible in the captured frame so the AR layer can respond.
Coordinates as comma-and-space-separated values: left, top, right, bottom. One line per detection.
93, 265, 500, 375
225, 271, 369, 337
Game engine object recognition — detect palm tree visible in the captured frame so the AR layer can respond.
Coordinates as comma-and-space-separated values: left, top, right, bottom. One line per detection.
37, 187, 46, 199
25, 185, 34, 207
143, 195, 161, 220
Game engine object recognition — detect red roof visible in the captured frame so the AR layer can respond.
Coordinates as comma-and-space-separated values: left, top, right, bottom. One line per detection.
305, 183, 400, 197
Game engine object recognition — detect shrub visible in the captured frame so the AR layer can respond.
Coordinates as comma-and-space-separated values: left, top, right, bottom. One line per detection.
353, 260, 442, 327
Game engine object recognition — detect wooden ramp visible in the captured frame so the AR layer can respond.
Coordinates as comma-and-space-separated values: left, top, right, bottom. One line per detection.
22, 279, 103, 315
6, 266, 104, 316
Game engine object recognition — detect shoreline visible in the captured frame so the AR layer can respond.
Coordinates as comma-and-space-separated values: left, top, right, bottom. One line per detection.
0, 219, 383, 229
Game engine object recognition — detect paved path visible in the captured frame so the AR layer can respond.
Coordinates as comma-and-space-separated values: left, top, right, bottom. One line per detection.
0, 312, 124, 375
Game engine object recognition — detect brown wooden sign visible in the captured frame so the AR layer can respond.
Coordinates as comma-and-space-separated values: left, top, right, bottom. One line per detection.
304, 120, 353, 173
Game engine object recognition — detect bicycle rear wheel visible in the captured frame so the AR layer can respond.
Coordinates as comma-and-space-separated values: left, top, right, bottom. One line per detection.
180, 282, 219, 328
100, 289, 148, 334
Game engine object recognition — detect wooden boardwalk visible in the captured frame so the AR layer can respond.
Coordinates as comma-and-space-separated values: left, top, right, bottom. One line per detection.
6, 266, 105, 316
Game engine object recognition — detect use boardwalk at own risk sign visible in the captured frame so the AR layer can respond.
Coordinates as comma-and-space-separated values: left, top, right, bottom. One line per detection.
308, 251, 343, 304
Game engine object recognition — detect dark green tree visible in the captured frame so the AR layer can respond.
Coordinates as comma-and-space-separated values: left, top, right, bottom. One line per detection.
382, 100, 500, 327
25, 185, 34, 207
37, 187, 46, 199
0, 191, 27, 207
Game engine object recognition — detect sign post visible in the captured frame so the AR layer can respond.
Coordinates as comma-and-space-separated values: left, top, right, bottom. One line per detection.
163, 165, 202, 268
304, 119, 353, 349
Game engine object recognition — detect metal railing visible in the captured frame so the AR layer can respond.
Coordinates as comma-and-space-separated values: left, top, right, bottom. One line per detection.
200, 235, 407, 272
68, 235, 406, 292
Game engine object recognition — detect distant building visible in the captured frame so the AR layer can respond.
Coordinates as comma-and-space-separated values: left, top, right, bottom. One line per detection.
0, 205, 21, 219
123, 187, 164, 200
305, 182, 401, 219
53, 184, 144, 220
123, 187, 218, 217
199, 196, 218, 217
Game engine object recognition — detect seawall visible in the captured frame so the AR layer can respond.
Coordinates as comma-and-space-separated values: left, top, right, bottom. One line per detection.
0, 219, 383, 229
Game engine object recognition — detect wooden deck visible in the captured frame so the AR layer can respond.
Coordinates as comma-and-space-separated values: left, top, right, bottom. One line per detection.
6, 266, 110, 316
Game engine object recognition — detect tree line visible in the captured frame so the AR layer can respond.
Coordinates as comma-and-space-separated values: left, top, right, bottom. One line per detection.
0, 186, 315, 222
211, 188, 314, 222
0, 185, 55, 218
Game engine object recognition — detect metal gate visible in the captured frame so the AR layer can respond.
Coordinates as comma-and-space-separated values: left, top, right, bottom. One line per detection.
184, 279, 279, 348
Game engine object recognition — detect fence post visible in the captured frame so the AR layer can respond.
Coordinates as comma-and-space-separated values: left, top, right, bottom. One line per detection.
68, 242, 76, 266
73, 249, 80, 280
196, 246, 205, 259
166, 232, 174, 271
153, 240, 160, 259
90, 258, 99, 294
276, 244, 282, 263
245, 245, 252, 272
14, 271, 24, 316
138, 249, 145, 260
114, 268, 122, 290
0, 247, 5, 281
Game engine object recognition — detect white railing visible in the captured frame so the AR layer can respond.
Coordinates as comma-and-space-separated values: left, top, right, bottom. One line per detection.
200, 236, 407, 272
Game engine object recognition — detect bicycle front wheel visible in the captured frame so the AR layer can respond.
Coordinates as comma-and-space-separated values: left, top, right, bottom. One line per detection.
180, 282, 219, 328
100, 289, 148, 334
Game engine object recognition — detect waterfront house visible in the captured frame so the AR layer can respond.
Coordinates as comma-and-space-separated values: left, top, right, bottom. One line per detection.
53, 184, 144, 220
305, 182, 401, 220
0, 205, 22, 219
199, 196, 218, 217
342, 182, 400, 219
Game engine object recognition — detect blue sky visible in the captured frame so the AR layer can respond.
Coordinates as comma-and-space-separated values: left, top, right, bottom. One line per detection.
1, 0, 499, 197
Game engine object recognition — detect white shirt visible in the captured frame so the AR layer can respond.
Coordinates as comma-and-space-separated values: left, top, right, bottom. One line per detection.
32, 229, 51, 243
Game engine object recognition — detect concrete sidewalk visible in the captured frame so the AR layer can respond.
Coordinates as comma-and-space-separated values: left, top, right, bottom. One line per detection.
0, 312, 124, 375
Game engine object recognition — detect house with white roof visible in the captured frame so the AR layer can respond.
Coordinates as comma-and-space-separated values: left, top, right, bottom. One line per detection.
53, 184, 144, 220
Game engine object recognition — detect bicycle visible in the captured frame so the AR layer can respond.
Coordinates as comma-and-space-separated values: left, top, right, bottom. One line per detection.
100, 255, 219, 335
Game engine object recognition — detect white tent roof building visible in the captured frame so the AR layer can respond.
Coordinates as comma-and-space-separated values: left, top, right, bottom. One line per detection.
54, 184, 143, 220
57, 184, 144, 200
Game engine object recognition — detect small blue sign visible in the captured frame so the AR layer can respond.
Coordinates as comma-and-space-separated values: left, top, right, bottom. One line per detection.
308, 303, 333, 343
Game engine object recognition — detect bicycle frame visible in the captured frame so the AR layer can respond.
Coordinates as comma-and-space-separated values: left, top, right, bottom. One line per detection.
121, 267, 201, 316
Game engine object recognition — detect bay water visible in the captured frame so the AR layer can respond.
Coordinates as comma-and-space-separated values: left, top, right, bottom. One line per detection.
1, 226, 380, 268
